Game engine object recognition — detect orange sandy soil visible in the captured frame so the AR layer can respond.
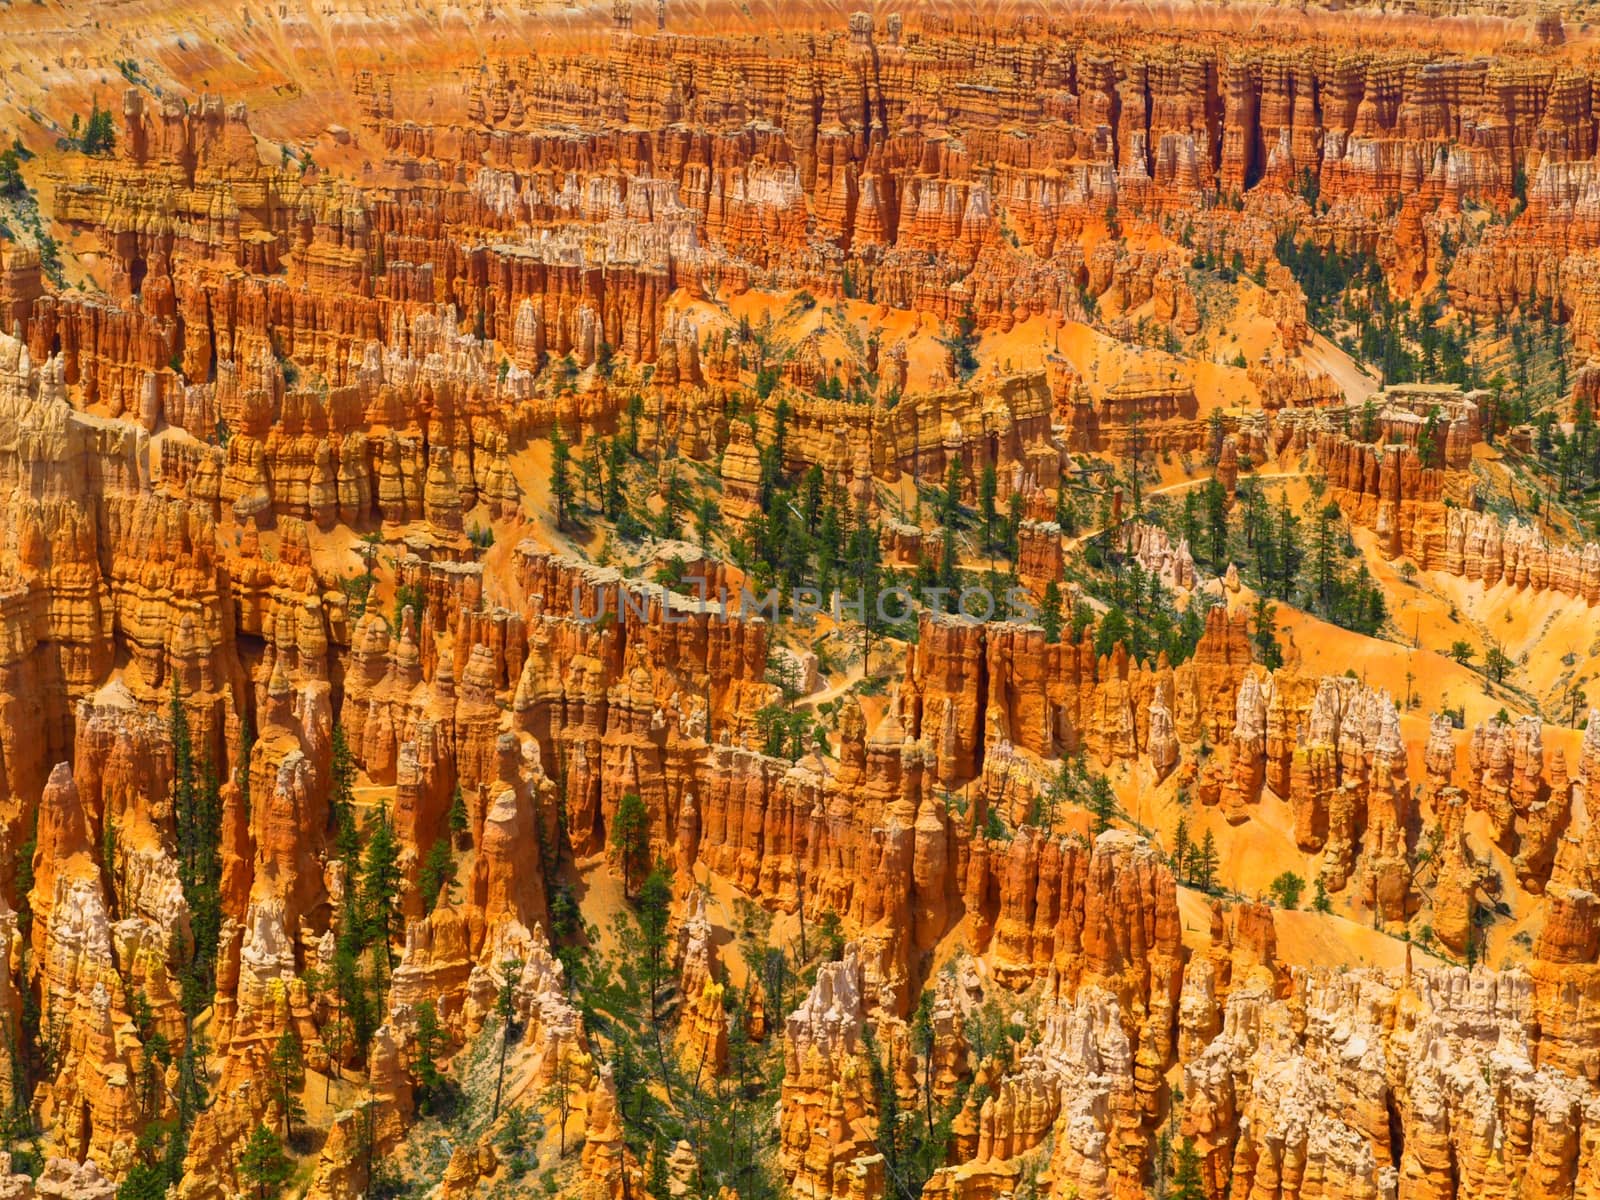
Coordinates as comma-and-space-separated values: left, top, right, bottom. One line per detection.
679, 257, 1369, 418
1177, 886, 1412, 971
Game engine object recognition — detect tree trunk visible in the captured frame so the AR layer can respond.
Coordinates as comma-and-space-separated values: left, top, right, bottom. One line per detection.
493, 1025, 508, 1120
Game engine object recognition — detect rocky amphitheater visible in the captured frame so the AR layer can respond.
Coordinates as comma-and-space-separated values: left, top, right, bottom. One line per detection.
5, 0, 1600, 1197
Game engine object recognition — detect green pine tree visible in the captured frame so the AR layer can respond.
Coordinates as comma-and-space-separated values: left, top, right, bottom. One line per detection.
447, 783, 469, 847
849, 512, 890, 672
1040, 581, 1064, 644
1171, 1136, 1206, 1200
80, 99, 117, 156
419, 838, 456, 912
1086, 774, 1118, 835
330, 724, 361, 863
550, 422, 574, 527
493, 957, 525, 1121
1196, 830, 1220, 893
170, 679, 223, 1018
979, 464, 999, 553
358, 805, 403, 969
695, 493, 720, 550
413, 1000, 449, 1112
1094, 606, 1131, 659
611, 792, 650, 899
1313, 877, 1333, 913
269, 1027, 305, 1142
1314, 501, 1342, 610
1269, 871, 1305, 911
1173, 816, 1191, 884
938, 459, 964, 530
636, 866, 673, 1007
601, 437, 626, 518
1252, 595, 1283, 669
238, 1124, 291, 1200
626, 393, 644, 457
1204, 477, 1229, 568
